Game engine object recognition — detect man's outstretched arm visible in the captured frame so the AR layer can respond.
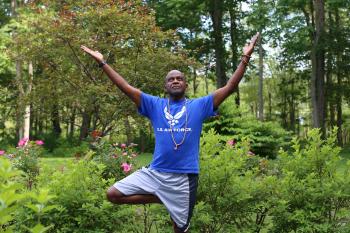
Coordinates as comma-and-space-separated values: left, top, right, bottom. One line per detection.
213, 32, 259, 109
81, 46, 142, 107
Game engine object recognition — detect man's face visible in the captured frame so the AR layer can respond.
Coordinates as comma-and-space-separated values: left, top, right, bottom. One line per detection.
164, 70, 187, 98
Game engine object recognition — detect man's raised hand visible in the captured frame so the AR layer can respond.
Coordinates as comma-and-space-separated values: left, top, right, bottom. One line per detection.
243, 32, 260, 57
80, 45, 104, 63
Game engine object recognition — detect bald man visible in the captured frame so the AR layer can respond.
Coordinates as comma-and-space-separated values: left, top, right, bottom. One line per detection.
81, 32, 258, 233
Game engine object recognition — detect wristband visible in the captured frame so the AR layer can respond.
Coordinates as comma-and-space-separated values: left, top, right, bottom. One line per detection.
98, 60, 107, 68
242, 54, 251, 58
241, 58, 249, 66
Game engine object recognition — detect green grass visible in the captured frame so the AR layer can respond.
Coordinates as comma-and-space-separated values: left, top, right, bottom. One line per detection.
135, 153, 152, 167
339, 144, 350, 159
39, 157, 73, 170
338, 144, 350, 173
40, 153, 153, 170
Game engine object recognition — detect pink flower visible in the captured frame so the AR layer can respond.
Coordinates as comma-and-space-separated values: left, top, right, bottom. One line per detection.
131, 153, 137, 157
0, 150, 5, 155
122, 152, 128, 156
121, 163, 132, 173
248, 151, 255, 156
35, 140, 44, 145
227, 139, 236, 146
18, 137, 29, 147
121, 143, 127, 149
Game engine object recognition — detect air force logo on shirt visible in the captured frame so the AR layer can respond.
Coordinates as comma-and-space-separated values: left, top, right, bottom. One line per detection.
156, 106, 192, 132
164, 106, 186, 126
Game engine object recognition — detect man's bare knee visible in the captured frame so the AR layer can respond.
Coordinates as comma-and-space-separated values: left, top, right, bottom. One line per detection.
106, 186, 124, 204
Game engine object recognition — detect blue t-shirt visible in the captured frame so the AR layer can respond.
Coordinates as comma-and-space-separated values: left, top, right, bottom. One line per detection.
138, 92, 216, 174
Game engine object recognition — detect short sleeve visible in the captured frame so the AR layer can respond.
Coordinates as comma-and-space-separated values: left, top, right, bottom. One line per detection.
196, 94, 217, 120
138, 92, 159, 119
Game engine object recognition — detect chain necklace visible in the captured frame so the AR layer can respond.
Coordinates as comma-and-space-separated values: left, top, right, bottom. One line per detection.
167, 98, 188, 150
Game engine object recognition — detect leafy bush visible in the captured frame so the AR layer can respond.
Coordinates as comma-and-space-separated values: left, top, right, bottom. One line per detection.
270, 128, 350, 232
0, 157, 55, 233
88, 137, 138, 180
204, 97, 291, 159
193, 129, 279, 232
48, 141, 89, 158
36, 160, 122, 233
194, 128, 350, 232
4, 138, 45, 189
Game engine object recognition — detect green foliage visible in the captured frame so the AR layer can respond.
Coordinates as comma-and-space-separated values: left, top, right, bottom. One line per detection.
45, 139, 89, 157
271, 128, 350, 232
194, 129, 278, 232
10, 139, 45, 190
0, 157, 54, 233
204, 97, 292, 159
88, 137, 139, 180
35, 160, 127, 233
0, 157, 25, 232
192, 128, 350, 232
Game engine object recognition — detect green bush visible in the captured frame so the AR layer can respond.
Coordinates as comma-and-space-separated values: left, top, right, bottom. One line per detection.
47, 140, 89, 158
193, 129, 279, 232
88, 137, 139, 180
270, 128, 350, 232
35, 160, 134, 233
6, 138, 45, 190
204, 97, 291, 159
192, 128, 350, 232
0, 157, 54, 233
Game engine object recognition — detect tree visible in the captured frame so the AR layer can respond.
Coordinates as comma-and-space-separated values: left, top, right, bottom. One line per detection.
7, 0, 190, 144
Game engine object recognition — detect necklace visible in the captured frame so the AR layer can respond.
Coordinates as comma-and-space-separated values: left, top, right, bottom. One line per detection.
167, 98, 188, 150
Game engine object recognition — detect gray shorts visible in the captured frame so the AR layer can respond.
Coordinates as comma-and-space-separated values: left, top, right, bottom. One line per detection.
113, 167, 198, 232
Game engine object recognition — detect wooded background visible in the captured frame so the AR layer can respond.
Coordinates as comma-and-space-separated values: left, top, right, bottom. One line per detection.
0, 0, 349, 151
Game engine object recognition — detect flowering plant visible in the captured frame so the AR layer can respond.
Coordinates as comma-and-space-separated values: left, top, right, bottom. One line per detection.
2, 137, 45, 189
88, 137, 138, 180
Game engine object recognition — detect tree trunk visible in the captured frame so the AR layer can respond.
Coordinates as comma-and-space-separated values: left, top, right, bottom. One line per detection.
209, 0, 227, 88
258, 30, 264, 121
79, 110, 91, 140
268, 92, 272, 121
204, 59, 210, 95
69, 107, 76, 139
16, 61, 23, 140
310, 0, 325, 136
335, 9, 343, 146
51, 104, 61, 136
23, 61, 33, 139
192, 68, 198, 96
124, 117, 132, 144
228, 5, 240, 106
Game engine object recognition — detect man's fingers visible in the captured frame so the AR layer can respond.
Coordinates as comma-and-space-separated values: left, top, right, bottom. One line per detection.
80, 45, 93, 54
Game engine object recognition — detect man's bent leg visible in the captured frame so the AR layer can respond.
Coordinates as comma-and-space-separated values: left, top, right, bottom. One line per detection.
106, 186, 162, 204
172, 219, 190, 233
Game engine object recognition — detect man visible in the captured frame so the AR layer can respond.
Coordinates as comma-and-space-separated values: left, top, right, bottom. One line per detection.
81, 32, 259, 233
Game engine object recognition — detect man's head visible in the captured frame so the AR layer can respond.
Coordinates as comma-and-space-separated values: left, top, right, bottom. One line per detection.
164, 70, 188, 99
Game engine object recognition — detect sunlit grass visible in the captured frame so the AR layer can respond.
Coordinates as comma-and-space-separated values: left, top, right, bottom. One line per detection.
40, 153, 153, 170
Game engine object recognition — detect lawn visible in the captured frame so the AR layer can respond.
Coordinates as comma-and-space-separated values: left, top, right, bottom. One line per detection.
40, 152, 153, 170
338, 144, 350, 173
40, 145, 350, 173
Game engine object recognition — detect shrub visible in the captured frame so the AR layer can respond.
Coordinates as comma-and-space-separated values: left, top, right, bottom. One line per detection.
0, 157, 54, 233
6, 138, 45, 189
193, 128, 350, 232
270, 128, 350, 232
36, 160, 135, 233
204, 97, 291, 159
193, 129, 279, 232
88, 137, 138, 180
